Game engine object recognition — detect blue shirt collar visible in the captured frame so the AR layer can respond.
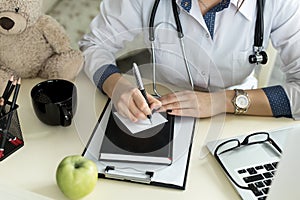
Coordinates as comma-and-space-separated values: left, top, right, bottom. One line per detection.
181, 0, 230, 13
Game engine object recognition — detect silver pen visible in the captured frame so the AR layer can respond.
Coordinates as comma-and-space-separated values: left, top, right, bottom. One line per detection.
132, 63, 152, 124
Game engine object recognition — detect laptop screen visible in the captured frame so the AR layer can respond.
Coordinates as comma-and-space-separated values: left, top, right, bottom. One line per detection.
267, 130, 300, 199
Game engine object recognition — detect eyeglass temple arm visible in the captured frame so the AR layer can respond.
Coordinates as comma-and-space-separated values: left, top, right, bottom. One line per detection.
268, 138, 282, 154
214, 148, 250, 191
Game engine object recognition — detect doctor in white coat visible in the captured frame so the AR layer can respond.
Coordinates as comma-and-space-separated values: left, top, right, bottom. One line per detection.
79, 0, 300, 122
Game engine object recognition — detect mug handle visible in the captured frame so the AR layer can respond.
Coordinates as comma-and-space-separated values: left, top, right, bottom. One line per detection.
60, 106, 72, 126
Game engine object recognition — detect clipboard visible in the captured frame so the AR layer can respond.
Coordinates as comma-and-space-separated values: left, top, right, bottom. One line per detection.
82, 99, 195, 190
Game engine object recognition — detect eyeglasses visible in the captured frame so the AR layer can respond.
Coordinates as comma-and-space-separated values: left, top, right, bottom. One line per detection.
213, 132, 282, 190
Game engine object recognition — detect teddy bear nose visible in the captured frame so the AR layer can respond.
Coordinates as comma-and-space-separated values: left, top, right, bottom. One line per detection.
0, 17, 15, 30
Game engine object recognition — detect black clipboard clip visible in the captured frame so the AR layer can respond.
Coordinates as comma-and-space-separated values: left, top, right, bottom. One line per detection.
104, 166, 154, 184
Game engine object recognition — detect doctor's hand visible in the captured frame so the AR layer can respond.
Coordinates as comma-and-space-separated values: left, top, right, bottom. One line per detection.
157, 90, 227, 118
104, 74, 161, 122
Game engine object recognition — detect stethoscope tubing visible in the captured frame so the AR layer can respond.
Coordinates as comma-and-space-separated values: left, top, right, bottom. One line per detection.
149, 0, 266, 96
254, 0, 265, 48
149, 0, 194, 97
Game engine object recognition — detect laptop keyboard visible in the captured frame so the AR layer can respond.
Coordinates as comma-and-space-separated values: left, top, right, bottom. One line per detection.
236, 161, 279, 200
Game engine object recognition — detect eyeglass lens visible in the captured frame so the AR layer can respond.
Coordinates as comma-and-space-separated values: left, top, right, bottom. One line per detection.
217, 139, 240, 155
244, 132, 269, 145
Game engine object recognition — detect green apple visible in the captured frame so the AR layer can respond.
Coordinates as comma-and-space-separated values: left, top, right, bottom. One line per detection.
56, 155, 98, 200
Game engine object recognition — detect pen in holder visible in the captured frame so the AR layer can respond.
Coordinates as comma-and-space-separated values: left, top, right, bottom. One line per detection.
0, 102, 24, 161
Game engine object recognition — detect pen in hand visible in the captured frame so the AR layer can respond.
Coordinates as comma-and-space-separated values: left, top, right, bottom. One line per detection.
132, 62, 152, 124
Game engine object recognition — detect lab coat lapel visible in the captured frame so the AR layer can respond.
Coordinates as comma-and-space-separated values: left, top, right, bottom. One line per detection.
231, 0, 256, 22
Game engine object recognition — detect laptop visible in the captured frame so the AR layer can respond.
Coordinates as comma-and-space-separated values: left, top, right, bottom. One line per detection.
206, 125, 300, 200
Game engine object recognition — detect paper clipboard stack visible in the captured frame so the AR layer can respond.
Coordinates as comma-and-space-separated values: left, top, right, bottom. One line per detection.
83, 100, 195, 189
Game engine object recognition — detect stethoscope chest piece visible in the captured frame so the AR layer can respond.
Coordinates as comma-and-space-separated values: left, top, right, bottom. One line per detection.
249, 49, 268, 65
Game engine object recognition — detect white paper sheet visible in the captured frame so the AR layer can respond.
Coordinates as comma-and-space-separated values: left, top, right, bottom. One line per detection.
113, 112, 168, 134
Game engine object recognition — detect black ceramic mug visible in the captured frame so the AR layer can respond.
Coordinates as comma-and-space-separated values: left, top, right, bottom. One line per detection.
31, 79, 77, 126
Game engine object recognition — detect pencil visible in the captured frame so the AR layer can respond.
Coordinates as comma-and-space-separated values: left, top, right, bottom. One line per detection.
1, 75, 14, 99
0, 97, 4, 111
10, 78, 21, 111
0, 129, 8, 158
4, 79, 17, 102
0, 76, 14, 116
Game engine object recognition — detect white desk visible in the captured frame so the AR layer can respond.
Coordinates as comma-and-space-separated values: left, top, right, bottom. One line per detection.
0, 72, 299, 200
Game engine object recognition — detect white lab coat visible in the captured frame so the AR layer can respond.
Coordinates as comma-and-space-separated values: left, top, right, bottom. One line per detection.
79, 0, 300, 119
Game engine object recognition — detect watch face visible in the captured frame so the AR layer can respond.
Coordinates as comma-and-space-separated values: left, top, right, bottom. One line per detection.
236, 95, 249, 109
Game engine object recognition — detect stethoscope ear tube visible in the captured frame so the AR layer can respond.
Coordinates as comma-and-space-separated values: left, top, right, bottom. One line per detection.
171, 0, 184, 38
149, 0, 160, 41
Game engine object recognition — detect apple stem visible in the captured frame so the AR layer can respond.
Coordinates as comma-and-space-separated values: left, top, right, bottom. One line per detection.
74, 162, 83, 169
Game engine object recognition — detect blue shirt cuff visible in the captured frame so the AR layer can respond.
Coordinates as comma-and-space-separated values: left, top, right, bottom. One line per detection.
93, 64, 120, 94
262, 85, 292, 118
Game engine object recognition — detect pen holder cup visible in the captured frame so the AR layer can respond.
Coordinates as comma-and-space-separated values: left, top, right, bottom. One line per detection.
0, 102, 24, 161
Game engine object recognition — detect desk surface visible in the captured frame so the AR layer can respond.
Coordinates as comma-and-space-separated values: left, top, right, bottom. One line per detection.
0, 72, 299, 200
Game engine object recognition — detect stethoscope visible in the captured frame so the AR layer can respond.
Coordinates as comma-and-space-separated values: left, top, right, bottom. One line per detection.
148, 0, 267, 97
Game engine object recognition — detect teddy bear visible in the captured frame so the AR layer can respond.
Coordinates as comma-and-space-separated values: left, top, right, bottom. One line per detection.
0, 0, 83, 93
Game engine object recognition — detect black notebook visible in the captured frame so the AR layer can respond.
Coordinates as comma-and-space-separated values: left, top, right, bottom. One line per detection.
99, 110, 174, 165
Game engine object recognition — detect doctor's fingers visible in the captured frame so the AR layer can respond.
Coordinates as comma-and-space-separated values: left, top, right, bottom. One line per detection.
131, 88, 153, 119
158, 99, 199, 112
147, 94, 162, 111
115, 88, 152, 122
159, 91, 198, 105
113, 88, 141, 122
167, 107, 215, 118
158, 95, 212, 118
115, 99, 139, 122
166, 108, 203, 118
129, 88, 160, 112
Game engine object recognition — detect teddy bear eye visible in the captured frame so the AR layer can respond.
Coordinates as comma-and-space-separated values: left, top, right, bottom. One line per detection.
15, 7, 20, 13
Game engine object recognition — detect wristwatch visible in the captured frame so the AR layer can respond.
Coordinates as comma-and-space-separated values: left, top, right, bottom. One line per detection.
232, 89, 251, 114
